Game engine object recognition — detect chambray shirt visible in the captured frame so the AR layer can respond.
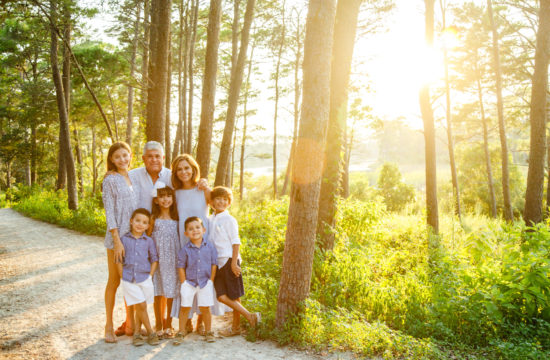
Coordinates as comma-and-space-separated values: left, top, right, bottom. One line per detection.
121, 232, 159, 283
177, 239, 217, 289
129, 167, 172, 211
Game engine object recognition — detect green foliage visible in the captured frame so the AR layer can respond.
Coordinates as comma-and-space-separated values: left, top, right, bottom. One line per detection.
377, 162, 416, 212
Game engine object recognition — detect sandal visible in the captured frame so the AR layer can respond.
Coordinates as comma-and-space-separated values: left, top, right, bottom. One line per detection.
185, 319, 194, 333
147, 332, 160, 346
251, 312, 261, 328
172, 330, 187, 346
204, 331, 215, 343
132, 334, 145, 346
163, 327, 174, 338
196, 322, 205, 336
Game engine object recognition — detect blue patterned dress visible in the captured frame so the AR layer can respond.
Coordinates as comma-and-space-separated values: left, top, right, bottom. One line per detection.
152, 219, 180, 298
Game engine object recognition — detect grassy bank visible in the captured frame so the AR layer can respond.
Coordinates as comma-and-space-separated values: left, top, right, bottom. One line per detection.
7, 186, 550, 359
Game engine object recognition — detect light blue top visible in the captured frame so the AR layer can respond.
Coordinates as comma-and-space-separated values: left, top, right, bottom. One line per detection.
175, 187, 209, 247
129, 166, 172, 211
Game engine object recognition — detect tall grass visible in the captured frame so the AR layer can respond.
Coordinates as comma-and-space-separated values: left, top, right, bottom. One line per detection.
8, 186, 550, 359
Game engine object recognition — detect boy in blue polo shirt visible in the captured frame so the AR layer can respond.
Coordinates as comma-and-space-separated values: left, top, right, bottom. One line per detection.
173, 216, 218, 344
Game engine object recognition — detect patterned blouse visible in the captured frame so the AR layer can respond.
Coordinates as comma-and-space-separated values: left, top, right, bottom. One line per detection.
102, 173, 139, 249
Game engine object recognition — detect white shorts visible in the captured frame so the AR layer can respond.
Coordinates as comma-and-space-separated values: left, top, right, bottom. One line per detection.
122, 276, 154, 306
180, 280, 214, 308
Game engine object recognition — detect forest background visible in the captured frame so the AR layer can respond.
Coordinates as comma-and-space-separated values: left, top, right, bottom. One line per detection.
1, 0, 550, 359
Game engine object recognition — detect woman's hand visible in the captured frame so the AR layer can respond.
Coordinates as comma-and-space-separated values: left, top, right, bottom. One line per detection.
197, 178, 210, 191
113, 239, 125, 264
231, 261, 241, 277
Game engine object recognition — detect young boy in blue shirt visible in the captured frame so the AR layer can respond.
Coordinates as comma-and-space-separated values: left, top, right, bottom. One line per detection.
117, 208, 160, 346
173, 216, 218, 344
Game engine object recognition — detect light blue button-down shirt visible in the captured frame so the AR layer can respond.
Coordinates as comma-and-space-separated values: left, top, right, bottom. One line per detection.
129, 167, 172, 211
177, 239, 217, 289
121, 232, 159, 283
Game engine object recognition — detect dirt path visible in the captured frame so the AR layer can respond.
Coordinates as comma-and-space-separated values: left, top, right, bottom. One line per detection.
0, 209, 351, 360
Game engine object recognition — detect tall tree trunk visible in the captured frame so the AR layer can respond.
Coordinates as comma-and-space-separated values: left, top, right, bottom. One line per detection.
126, 2, 142, 147
173, 0, 188, 160
165, 49, 172, 166
419, 0, 438, 233
546, 131, 550, 216
215, 0, 256, 186
231, 0, 240, 75
141, 0, 151, 120
341, 117, 355, 198
196, 0, 222, 176
487, 0, 513, 221
239, 39, 256, 200
31, 58, 38, 185
228, 125, 237, 186
6, 160, 11, 189
272, 1, 286, 198
523, 0, 550, 225
50, 0, 78, 210
316, 0, 361, 251
276, 0, 336, 328
146, 0, 172, 143
73, 125, 84, 197
92, 124, 97, 194
475, 57, 497, 218
282, 15, 303, 196
186, 0, 199, 154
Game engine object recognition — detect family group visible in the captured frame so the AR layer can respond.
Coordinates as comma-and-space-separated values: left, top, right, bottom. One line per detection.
102, 140, 260, 346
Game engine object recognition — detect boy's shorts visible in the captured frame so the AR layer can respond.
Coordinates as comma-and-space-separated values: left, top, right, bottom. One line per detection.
122, 276, 154, 306
214, 259, 245, 301
180, 280, 214, 307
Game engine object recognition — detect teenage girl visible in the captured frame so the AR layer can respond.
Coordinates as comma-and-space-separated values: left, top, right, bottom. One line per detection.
102, 141, 139, 343
148, 183, 180, 338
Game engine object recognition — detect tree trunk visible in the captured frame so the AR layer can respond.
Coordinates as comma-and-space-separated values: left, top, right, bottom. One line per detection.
316, 0, 361, 251
196, 0, 222, 176
165, 49, 172, 166
341, 118, 354, 198
276, 0, 336, 328
141, 0, 151, 119
186, 0, 199, 154
282, 15, 303, 196
419, 0, 438, 233
50, 0, 78, 210
126, 2, 142, 147
546, 131, 550, 216
73, 126, 84, 197
487, 0, 513, 221
92, 124, 98, 194
239, 39, 256, 200
146, 0, 171, 143
476, 57, 497, 218
215, 0, 256, 186
272, 1, 286, 198
523, 0, 550, 225
173, 0, 188, 160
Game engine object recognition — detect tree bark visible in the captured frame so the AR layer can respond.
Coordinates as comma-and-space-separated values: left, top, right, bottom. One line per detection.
186, 0, 199, 154
215, 0, 256, 186
141, 0, 151, 120
239, 40, 256, 200
487, 0, 513, 221
523, 0, 550, 225
126, 2, 142, 147
146, 0, 171, 143
92, 124, 98, 194
196, 0, 222, 176
475, 55, 497, 218
165, 48, 172, 166
282, 13, 303, 196
173, 0, 188, 160
50, 0, 78, 210
272, 1, 286, 198
419, 0, 438, 233
73, 126, 84, 197
276, 0, 336, 328
316, 0, 361, 251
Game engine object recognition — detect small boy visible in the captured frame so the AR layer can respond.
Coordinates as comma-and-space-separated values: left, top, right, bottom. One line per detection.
173, 216, 218, 344
209, 186, 260, 337
117, 208, 160, 347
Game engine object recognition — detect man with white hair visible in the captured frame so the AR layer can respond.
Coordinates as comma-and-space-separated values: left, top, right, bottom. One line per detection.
129, 141, 173, 211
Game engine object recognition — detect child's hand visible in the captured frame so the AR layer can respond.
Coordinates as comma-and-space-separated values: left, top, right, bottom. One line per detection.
231, 261, 241, 277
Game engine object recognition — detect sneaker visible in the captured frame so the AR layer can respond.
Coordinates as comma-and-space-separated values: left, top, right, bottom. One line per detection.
220, 328, 241, 337
204, 331, 215, 343
132, 334, 145, 347
251, 312, 261, 328
147, 332, 160, 346
172, 331, 187, 346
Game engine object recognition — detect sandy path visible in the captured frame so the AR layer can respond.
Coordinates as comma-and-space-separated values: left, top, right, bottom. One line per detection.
0, 209, 351, 360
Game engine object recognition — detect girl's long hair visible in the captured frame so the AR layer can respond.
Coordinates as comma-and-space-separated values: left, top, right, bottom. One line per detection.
106, 141, 131, 171
171, 154, 200, 189
148, 186, 179, 236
